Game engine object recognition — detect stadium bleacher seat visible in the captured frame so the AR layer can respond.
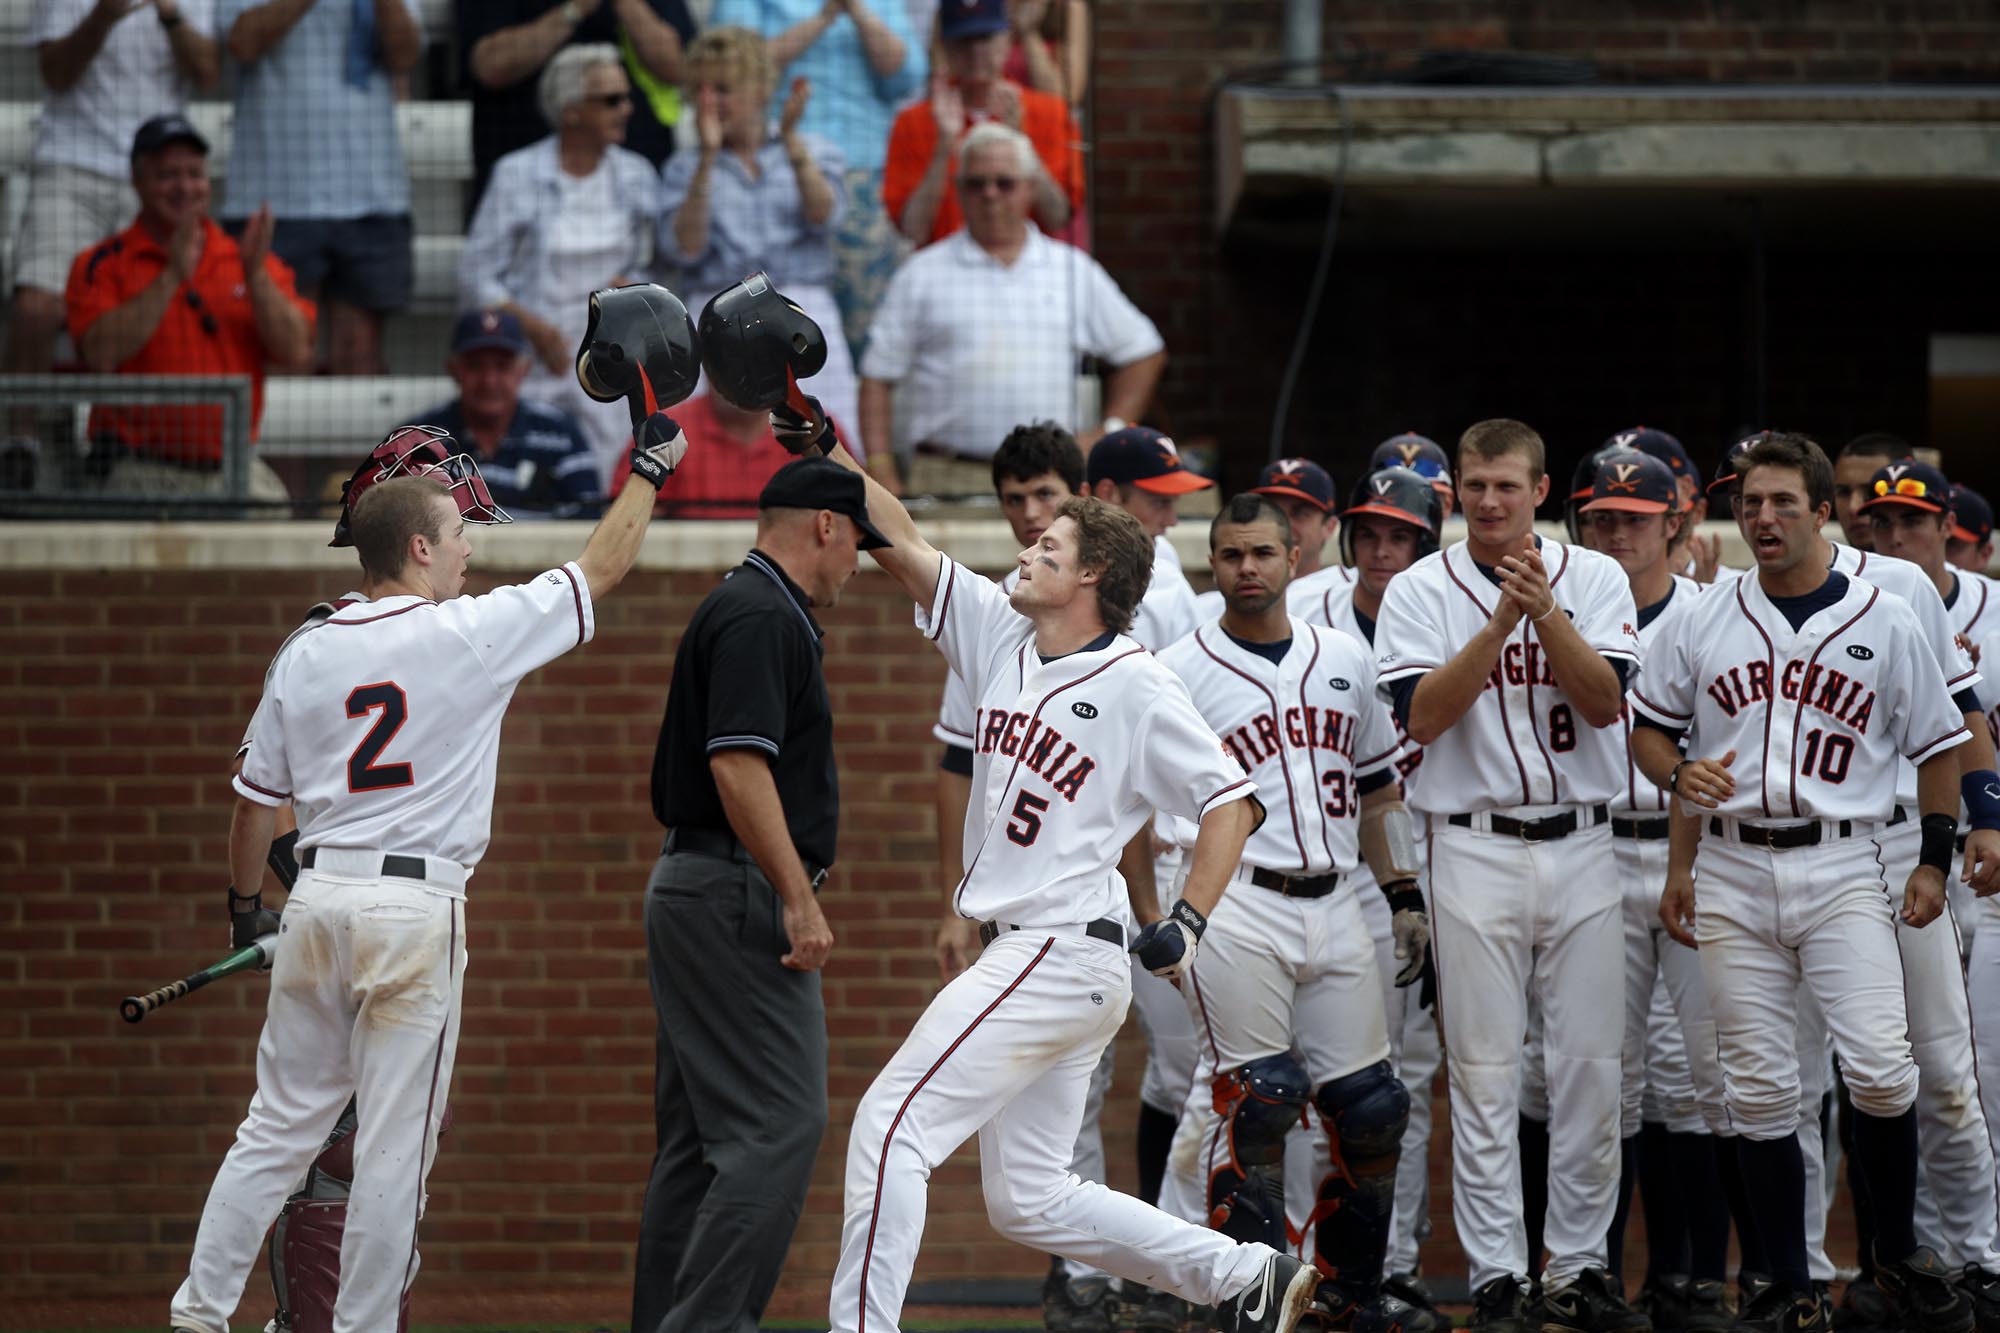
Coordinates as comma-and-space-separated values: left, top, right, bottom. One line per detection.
257, 375, 456, 458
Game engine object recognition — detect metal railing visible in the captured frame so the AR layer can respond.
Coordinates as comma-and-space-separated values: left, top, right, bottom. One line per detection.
0, 373, 256, 519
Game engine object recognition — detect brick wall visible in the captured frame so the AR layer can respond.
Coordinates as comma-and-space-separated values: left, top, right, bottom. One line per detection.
0, 558, 1465, 1301
1087, 1, 2000, 490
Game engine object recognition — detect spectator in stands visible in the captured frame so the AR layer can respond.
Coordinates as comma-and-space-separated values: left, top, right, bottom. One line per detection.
607, 389, 816, 518
6, 0, 218, 407
1003, 0, 1088, 107
882, 0, 1082, 249
459, 43, 664, 485
859, 123, 1162, 497
661, 27, 860, 440
414, 308, 602, 519
218, 0, 420, 375
64, 115, 314, 501
707, 0, 923, 354
460, 0, 692, 214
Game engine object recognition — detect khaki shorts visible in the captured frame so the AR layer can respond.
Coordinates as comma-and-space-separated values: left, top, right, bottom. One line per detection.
11, 163, 136, 295
103, 453, 291, 503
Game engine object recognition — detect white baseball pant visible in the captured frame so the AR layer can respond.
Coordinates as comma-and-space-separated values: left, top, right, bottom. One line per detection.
1968, 894, 2000, 1188
1359, 874, 1442, 1275
1619, 834, 1720, 1142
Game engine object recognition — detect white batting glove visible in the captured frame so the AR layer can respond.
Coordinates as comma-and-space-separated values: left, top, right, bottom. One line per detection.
1385, 880, 1431, 988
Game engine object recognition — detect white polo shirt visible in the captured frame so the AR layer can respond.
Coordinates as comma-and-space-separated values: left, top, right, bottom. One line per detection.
27, 0, 215, 178
861, 227, 1165, 460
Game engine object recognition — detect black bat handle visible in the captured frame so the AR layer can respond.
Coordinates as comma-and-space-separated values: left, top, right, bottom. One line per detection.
120, 969, 215, 1024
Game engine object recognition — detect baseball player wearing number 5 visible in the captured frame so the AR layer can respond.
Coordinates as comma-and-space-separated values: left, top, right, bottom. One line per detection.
168, 286, 699, 1333
1629, 433, 1976, 1333
1155, 494, 1439, 1333
768, 405, 1321, 1333
1372, 419, 1646, 1333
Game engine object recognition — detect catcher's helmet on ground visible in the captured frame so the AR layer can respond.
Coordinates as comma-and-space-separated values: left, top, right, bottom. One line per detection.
1339, 465, 1444, 566
329, 425, 511, 548
699, 272, 829, 419
574, 283, 701, 427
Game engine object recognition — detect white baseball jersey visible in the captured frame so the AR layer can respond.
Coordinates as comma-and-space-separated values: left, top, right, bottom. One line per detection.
234, 566, 595, 872
1156, 616, 1403, 876
1131, 535, 1201, 653
1611, 575, 1703, 815
1304, 578, 1425, 786
1373, 537, 1642, 814
1947, 567, 2000, 646
236, 592, 370, 760
919, 555, 1258, 927
934, 567, 1021, 750
1629, 572, 1968, 822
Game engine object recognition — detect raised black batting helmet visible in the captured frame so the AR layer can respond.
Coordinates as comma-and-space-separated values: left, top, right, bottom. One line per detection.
699, 272, 829, 419
1339, 466, 1443, 566
574, 283, 701, 428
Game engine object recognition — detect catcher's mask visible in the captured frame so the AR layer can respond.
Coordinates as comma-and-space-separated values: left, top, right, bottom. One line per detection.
1339, 466, 1444, 567
330, 425, 511, 548
575, 283, 701, 428
699, 272, 828, 421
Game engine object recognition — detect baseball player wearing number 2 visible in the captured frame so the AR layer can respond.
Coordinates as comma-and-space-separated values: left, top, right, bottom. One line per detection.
774, 407, 1320, 1333
1372, 419, 1646, 1333
1629, 434, 1976, 1333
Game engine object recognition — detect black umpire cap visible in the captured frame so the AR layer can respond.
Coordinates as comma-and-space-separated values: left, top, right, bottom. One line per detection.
759, 457, 892, 549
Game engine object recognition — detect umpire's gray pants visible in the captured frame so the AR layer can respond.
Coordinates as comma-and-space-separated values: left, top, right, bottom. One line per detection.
631, 850, 828, 1333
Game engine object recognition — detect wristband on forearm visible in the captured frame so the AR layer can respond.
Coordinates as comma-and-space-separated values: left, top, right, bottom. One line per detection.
1667, 759, 1691, 796
1920, 813, 1959, 872
1962, 769, 2000, 831
1383, 880, 1424, 915
1167, 897, 1207, 941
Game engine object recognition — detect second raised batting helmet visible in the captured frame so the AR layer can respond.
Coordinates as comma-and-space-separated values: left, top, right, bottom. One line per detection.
1340, 466, 1443, 566
699, 271, 829, 419
574, 283, 701, 428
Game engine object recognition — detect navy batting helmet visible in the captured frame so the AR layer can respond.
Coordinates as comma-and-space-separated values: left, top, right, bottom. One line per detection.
574, 283, 701, 428
1339, 466, 1444, 567
1370, 432, 1452, 492
698, 272, 829, 419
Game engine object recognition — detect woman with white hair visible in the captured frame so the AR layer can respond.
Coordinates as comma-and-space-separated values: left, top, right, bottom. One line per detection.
459, 42, 663, 484
661, 26, 859, 444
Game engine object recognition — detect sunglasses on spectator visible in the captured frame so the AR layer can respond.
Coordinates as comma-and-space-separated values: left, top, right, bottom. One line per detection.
185, 288, 218, 336
587, 92, 632, 108
959, 174, 1020, 194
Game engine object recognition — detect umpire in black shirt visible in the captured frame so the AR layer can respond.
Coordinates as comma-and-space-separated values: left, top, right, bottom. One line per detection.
632, 457, 891, 1333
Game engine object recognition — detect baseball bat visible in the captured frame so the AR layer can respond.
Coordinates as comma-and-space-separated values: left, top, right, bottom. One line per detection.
119, 933, 279, 1024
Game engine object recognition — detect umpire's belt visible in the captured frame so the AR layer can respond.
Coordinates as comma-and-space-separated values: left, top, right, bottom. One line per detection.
1612, 816, 1671, 841
1709, 806, 1908, 849
1246, 866, 1341, 898
298, 845, 467, 891
663, 827, 829, 891
1446, 804, 1609, 843
979, 918, 1125, 949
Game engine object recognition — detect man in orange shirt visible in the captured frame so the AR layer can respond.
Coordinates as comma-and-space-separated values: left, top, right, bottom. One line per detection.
65, 113, 315, 501
881, 0, 1081, 248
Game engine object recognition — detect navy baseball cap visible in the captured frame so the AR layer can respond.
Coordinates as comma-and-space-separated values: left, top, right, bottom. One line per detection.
131, 113, 208, 159
1953, 486, 1994, 545
1087, 426, 1214, 496
759, 457, 892, 549
1859, 458, 1950, 515
1604, 427, 1695, 491
1370, 432, 1450, 487
1580, 449, 1677, 515
939, 0, 1008, 40
450, 308, 529, 356
1707, 430, 1772, 497
1251, 457, 1335, 512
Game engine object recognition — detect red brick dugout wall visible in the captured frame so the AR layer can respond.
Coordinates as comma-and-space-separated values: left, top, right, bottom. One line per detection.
0, 546, 1455, 1300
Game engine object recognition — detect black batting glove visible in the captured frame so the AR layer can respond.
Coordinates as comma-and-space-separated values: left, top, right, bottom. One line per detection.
626, 412, 686, 490
1131, 898, 1207, 984
771, 394, 837, 458
228, 886, 281, 961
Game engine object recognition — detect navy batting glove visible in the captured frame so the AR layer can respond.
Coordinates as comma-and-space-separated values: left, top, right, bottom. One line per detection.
228, 886, 281, 964
1131, 898, 1207, 983
626, 412, 685, 490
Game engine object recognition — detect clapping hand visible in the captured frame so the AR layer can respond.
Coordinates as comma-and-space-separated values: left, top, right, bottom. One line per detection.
987, 79, 1023, 130
695, 87, 724, 155
237, 203, 274, 280
780, 76, 811, 138
930, 75, 965, 138
1498, 535, 1557, 625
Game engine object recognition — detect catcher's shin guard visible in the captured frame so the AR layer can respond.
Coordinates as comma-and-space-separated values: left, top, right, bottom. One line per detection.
1308, 1060, 1411, 1305
1207, 1054, 1312, 1248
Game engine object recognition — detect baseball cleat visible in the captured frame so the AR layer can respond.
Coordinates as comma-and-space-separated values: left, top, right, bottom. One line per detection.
1681, 1278, 1731, 1332
1638, 1274, 1691, 1331
1382, 1273, 1440, 1313
1219, 1252, 1320, 1333
1473, 1274, 1535, 1333
1539, 1267, 1652, 1332
1959, 1266, 2000, 1333
1873, 1247, 1975, 1333
1733, 1288, 1831, 1333
1041, 1263, 1115, 1333
1130, 1283, 1192, 1332
1833, 1276, 1892, 1332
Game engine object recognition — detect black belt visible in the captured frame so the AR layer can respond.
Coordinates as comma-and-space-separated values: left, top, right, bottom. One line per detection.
298, 847, 429, 880
1249, 866, 1341, 898
1448, 804, 1609, 843
663, 827, 829, 891
979, 918, 1124, 949
1612, 816, 1671, 841
1712, 805, 1908, 849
